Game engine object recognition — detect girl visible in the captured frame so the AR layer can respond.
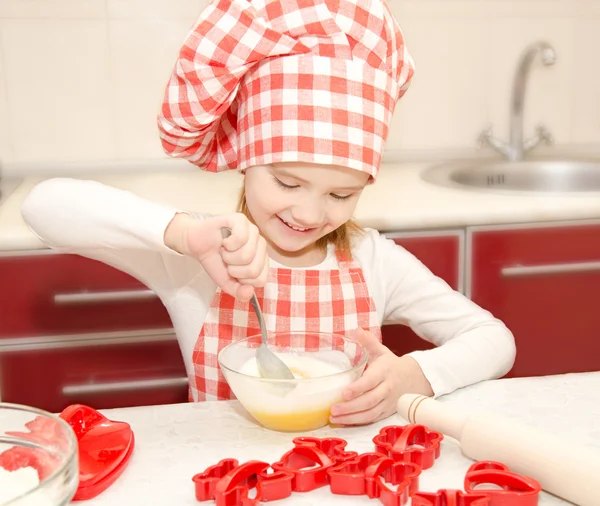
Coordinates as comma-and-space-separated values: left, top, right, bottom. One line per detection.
21, 0, 515, 426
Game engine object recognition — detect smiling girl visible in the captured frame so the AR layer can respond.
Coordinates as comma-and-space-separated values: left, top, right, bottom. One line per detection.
21, 0, 515, 425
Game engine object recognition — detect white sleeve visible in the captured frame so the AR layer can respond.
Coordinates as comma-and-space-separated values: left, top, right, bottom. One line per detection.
20, 178, 210, 302
21, 178, 184, 253
356, 230, 516, 398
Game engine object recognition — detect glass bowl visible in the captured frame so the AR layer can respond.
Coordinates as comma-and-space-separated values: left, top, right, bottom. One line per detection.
218, 332, 368, 432
0, 403, 78, 506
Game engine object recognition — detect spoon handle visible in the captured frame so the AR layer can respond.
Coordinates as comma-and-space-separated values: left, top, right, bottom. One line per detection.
249, 295, 268, 344
221, 227, 268, 344
220, 229, 295, 381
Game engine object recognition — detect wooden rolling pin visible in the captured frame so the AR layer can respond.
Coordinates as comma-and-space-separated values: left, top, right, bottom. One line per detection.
397, 394, 600, 506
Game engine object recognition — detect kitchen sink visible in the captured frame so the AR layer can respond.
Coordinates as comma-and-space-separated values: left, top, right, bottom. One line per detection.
420, 159, 600, 194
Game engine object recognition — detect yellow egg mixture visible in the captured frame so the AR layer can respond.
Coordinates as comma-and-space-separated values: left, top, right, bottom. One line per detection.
235, 353, 351, 432
247, 406, 334, 432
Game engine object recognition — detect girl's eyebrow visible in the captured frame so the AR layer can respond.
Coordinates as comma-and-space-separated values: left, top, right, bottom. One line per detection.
272, 168, 365, 192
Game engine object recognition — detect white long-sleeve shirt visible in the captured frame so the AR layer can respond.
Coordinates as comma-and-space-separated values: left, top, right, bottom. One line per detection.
20, 178, 516, 398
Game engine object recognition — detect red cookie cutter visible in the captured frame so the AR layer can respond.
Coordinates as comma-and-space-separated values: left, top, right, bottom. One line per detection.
327, 452, 389, 496
373, 424, 443, 469
0, 405, 134, 501
192, 425, 542, 506
271, 444, 335, 492
464, 461, 541, 506
59, 404, 135, 501
413, 489, 490, 506
292, 436, 358, 463
368, 457, 421, 506
193, 458, 239, 501
194, 460, 294, 506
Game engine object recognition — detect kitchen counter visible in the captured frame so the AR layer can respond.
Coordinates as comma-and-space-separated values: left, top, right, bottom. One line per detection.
2, 159, 600, 252
82, 371, 600, 506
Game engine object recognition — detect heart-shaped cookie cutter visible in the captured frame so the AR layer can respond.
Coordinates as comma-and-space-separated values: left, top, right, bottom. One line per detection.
59, 404, 135, 501
464, 461, 541, 506
271, 444, 335, 492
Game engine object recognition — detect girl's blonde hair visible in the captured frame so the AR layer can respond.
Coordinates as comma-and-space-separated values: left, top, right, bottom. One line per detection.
237, 187, 364, 257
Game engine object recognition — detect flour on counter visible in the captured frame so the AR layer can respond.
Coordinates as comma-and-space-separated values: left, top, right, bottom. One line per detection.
0, 466, 52, 506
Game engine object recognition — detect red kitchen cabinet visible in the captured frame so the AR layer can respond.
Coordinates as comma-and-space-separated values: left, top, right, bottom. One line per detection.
0, 250, 187, 410
0, 251, 173, 339
381, 231, 463, 357
0, 337, 188, 413
468, 221, 600, 377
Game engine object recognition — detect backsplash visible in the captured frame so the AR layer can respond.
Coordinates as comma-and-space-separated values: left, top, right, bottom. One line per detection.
0, 0, 598, 171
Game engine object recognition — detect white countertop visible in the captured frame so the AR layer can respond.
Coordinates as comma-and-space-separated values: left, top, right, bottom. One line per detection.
82, 371, 600, 506
3, 159, 600, 252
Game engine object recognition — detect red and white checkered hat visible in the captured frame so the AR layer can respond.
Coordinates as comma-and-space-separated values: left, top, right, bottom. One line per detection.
158, 0, 414, 180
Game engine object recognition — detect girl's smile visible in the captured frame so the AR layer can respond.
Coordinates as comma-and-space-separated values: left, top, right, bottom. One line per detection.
277, 216, 317, 234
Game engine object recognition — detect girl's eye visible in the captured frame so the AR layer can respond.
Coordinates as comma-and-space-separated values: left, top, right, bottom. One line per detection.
273, 177, 298, 190
273, 176, 352, 200
330, 193, 351, 201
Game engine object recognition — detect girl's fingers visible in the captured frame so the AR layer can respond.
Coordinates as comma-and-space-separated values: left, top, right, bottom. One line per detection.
339, 362, 384, 402
234, 283, 255, 302
329, 393, 387, 426
227, 233, 267, 284
330, 376, 384, 418
217, 213, 254, 252
221, 220, 260, 265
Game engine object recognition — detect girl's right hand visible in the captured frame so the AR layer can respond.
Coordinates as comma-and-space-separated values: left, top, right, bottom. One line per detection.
165, 212, 269, 301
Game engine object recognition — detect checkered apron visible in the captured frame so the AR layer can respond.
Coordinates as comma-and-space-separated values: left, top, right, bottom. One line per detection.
189, 250, 381, 401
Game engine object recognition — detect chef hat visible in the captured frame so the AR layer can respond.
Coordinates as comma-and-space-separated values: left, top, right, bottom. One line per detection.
158, 0, 414, 180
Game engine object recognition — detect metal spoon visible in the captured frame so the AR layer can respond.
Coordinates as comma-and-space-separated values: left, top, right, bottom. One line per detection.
220, 228, 295, 380
249, 294, 295, 380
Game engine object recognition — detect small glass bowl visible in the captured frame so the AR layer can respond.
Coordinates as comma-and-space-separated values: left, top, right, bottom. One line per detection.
218, 331, 368, 432
0, 403, 78, 506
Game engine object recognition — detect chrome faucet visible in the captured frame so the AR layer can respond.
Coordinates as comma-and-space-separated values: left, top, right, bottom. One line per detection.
478, 41, 557, 161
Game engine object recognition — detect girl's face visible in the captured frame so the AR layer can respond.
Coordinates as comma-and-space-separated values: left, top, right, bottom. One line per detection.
244, 162, 369, 265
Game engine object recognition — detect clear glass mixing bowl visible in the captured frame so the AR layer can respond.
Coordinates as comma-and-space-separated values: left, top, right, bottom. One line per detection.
219, 331, 368, 432
0, 403, 78, 506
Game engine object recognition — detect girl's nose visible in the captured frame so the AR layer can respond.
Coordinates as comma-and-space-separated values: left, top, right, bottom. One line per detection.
290, 201, 324, 228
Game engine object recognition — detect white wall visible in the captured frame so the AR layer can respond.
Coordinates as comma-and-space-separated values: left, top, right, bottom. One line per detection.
0, 0, 598, 170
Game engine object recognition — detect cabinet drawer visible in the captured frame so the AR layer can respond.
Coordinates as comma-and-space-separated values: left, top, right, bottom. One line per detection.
469, 222, 600, 377
0, 338, 189, 412
388, 233, 462, 291
382, 232, 463, 357
0, 252, 173, 338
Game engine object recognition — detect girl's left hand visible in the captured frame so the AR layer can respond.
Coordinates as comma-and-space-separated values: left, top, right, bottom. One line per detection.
329, 328, 434, 426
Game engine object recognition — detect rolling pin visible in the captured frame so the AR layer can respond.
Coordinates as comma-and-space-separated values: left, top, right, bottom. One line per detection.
397, 394, 600, 506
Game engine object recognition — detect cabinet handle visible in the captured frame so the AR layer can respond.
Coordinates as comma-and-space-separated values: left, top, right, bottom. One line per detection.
501, 261, 600, 277
53, 289, 157, 305
62, 376, 189, 396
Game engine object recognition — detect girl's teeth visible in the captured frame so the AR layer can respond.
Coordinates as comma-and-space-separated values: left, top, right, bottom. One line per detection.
283, 219, 308, 231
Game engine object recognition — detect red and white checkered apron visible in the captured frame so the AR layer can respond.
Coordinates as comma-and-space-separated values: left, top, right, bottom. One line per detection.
189, 250, 381, 402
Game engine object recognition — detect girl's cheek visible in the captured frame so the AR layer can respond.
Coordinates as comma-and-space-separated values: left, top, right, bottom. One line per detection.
334, 204, 357, 224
